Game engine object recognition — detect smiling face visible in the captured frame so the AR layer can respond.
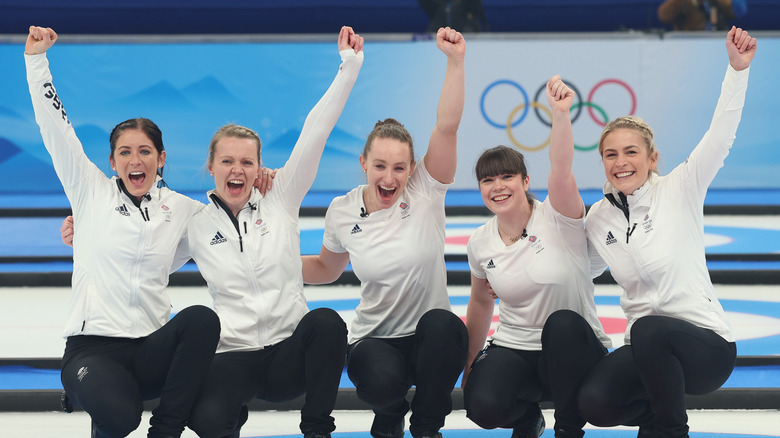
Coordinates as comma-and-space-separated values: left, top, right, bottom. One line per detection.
109, 129, 166, 200
479, 172, 531, 216
209, 136, 261, 217
360, 136, 415, 213
600, 128, 658, 196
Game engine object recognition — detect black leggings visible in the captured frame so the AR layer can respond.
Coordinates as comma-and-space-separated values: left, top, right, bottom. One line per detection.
346, 309, 468, 437
577, 314, 736, 438
187, 308, 347, 438
60, 305, 220, 438
463, 344, 547, 431
541, 309, 610, 435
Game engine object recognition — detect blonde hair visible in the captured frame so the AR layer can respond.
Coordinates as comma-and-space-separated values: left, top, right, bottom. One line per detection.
598, 115, 659, 175
207, 124, 262, 166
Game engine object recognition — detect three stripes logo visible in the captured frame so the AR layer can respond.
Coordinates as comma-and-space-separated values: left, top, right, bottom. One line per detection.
210, 231, 227, 245
350, 224, 362, 235
606, 231, 618, 246
486, 259, 496, 269
115, 204, 130, 217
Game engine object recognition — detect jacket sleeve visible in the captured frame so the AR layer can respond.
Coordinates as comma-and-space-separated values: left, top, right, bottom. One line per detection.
26, 52, 106, 209
681, 64, 749, 199
273, 49, 364, 217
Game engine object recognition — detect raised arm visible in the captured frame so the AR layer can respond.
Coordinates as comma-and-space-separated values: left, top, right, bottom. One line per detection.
275, 26, 364, 211
423, 27, 466, 184
684, 27, 756, 192
26, 26, 106, 202
301, 247, 350, 285
546, 75, 583, 219
462, 274, 495, 388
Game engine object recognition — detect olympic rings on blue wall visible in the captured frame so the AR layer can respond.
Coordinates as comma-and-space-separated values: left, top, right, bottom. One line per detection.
480, 78, 636, 152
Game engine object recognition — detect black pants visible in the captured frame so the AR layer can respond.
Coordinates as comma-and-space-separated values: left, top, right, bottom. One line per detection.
463, 344, 548, 431
575, 314, 736, 438
540, 310, 610, 436
61, 305, 220, 438
187, 308, 347, 438
346, 309, 468, 438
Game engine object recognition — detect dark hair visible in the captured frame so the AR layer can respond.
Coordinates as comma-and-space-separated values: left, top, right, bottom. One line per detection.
109, 118, 165, 179
475, 145, 535, 205
362, 118, 414, 163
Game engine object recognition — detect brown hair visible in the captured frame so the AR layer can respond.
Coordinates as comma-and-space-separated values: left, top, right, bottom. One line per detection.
475, 145, 534, 205
362, 118, 414, 163
109, 118, 165, 178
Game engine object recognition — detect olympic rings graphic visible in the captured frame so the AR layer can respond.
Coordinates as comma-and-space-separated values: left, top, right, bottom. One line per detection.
480, 80, 530, 129
480, 78, 636, 152
532, 80, 582, 127
506, 102, 552, 152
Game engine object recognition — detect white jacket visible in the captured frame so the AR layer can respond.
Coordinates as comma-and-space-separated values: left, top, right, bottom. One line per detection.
26, 53, 203, 339
586, 65, 749, 344
179, 48, 363, 353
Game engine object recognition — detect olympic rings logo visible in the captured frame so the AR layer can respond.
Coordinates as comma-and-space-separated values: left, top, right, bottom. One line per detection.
479, 78, 636, 152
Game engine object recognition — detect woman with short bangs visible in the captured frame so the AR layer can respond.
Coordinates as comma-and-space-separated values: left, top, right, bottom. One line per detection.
462, 77, 610, 438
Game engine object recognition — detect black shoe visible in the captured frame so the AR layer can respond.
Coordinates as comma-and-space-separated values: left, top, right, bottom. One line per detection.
219, 405, 250, 438
553, 427, 584, 438
637, 423, 654, 438
303, 433, 332, 438
370, 415, 404, 438
511, 409, 545, 438
415, 433, 442, 438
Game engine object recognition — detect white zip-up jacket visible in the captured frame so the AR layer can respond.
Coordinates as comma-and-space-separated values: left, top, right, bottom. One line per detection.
178, 49, 363, 353
586, 65, 749, 344
26, 53, 203, 339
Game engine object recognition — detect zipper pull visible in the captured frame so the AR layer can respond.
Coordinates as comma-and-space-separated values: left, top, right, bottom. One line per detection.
626, 223, 637, 243
239, 235, 243, 253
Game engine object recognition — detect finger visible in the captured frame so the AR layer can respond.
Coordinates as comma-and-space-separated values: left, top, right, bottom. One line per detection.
437, 27, 446, 42
740, 31, 753, 52
736, 28, 747, 48
735, 29, 748, 51
553, 80, 563, 97
47, 27, 58, 44
454, 31, 463, 43
354, 35, 364, 53
31, 26, 44, 42
338, 26, 351, 49
546, 76, 556, 94
728, 26, 737, 45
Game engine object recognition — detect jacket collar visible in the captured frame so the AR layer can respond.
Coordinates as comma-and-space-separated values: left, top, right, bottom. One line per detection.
114, 175, 163, 208
602, 173, 657, 210
206, 187, 260, 215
